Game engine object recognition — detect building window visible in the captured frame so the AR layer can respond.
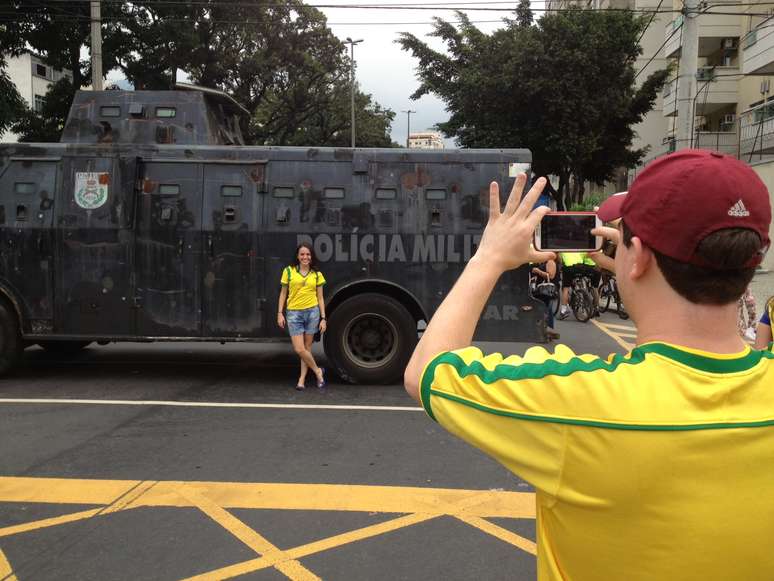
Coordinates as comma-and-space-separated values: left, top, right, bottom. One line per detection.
34, 95, 45, 113
34, 63, 47, 78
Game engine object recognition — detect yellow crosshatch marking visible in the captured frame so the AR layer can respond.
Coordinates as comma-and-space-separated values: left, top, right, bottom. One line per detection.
0, 477, 536, 580
592, 319, 637, 351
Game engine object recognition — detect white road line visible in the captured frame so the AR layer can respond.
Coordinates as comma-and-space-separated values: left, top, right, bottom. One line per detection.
0, 398, 423, 412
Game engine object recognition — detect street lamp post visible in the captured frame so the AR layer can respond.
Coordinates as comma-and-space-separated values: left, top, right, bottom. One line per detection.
345, 37, 364, 148
401, 109, 416, 148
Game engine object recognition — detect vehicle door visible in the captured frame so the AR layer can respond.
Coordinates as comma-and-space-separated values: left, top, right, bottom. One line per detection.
55, 154, 136, 335
0, 156, 58, 331
201, 161, 266, 337
135, 161, 203, 337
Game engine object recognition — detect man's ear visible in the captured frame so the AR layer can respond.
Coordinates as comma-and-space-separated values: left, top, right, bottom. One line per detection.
629, 236, 653, 280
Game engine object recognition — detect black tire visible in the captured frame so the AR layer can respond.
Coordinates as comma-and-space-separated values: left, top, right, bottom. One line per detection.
37, 341, 92, 354
572, 289, 593, 323
324, 293, 417, 384
0, 299, 23, 376
599, 281, 612, 313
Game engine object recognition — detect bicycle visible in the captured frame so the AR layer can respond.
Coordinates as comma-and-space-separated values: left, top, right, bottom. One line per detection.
568, 273, 595, 323
598, 271, 629, 320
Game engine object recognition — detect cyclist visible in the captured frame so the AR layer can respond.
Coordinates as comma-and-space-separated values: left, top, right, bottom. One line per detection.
557, 251, 601, 319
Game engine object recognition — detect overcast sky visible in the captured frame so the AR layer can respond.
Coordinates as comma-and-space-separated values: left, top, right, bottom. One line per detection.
315, 1, 545, 148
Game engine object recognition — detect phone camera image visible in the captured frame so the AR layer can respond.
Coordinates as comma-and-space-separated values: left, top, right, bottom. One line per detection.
539, 214, 597, 251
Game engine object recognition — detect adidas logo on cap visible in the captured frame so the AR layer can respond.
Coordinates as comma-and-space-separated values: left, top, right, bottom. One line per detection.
728, 199, 751, 217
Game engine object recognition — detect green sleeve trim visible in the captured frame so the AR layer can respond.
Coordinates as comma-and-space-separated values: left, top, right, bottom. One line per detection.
420, 353, 450, 422
429, 389, 774, 431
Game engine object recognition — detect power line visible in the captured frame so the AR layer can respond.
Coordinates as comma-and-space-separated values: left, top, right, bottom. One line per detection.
634, 19, 681, 80
636, 0, 665, 45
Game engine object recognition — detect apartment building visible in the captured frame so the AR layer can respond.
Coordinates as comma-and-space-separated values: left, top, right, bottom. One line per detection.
408, 131, 445, 149
1, 51, 72, 142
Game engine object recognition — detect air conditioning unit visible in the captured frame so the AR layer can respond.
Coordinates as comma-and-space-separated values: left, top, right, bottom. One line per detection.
723, 113, 737, 124
722, 37, 738, 49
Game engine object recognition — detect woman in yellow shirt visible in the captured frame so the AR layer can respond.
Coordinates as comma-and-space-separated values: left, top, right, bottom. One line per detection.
277, 243, 327, 390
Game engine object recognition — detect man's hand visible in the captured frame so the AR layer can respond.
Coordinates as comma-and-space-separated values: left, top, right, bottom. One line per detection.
475, 174, 555, 272
591, 225, 620, 246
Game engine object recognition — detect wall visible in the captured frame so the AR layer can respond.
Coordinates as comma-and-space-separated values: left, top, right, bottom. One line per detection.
750, 158, 774, 270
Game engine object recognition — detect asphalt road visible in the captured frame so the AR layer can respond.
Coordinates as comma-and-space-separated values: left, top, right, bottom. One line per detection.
0, 312, 633, 581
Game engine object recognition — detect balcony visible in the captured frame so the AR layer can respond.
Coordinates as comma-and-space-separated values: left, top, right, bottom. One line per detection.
742, 17, 774, 75
693, 131, 737, 155
662, 67, 739, 117
664, 15, 741, 58
740, 101, 774, 156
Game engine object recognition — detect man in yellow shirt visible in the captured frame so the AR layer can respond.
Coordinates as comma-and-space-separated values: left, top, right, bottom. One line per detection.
405, 150, 774, 580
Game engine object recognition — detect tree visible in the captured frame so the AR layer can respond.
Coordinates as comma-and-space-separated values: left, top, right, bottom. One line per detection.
399, 9, 669, 207
0, 55, 25, 135
10, 78, 76, 143
120, 1, 396, 146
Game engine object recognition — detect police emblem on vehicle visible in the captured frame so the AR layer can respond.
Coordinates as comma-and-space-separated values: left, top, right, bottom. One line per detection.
74, 172, 109, 210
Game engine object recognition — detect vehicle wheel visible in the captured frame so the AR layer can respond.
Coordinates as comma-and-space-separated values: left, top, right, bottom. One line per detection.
0, 299, 23, 376
37, 341, 93, 354
324, 293, 417, 384
599, 283, 611, 313
572, 290, 593, 323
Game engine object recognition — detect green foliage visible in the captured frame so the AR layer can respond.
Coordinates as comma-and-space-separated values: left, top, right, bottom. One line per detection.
0, 55, 25, 134
398, 9, 669, 207
0, 1, 395, 146
569, 193, 604, 211
11, 78, 77, 143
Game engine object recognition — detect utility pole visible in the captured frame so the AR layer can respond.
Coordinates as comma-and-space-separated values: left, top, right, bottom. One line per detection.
401, 109, 416, 148
345, 37, 363, 148
90, 1, 103, 91
676, 0, 699, 150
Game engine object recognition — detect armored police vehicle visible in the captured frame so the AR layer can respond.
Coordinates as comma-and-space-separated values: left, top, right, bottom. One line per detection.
0, 84, 544, 383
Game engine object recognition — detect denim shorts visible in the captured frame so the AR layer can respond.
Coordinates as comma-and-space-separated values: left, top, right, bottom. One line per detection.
286, 306, 321, 336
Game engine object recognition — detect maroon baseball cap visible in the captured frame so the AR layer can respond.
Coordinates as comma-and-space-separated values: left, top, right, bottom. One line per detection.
596, 149, 771, 268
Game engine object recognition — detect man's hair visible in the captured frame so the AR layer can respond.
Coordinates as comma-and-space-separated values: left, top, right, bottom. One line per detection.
621, 221, 760, 305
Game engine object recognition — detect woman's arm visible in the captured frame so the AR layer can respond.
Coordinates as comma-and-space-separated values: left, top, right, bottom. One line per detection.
277, 286, 288, 328
754, 322, 772, 349
317, 286, 327, 332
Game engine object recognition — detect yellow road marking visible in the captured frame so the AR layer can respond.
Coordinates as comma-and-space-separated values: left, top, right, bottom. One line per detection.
181, 513, 439, 581
0, 478, 535, 518
0, 477, 536, 581
0, 547, 18, 581
455, 515, 536, 555
178, 485, 321, 581
591, 319, 635, 351
0, 508, 103, 538
599, 323, 636, 331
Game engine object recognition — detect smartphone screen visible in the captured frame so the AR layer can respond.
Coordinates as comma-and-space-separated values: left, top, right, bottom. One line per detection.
537, 213, 599, 251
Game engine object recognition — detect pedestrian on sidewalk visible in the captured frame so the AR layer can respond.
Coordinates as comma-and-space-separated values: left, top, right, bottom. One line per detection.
404, 150, 774, 580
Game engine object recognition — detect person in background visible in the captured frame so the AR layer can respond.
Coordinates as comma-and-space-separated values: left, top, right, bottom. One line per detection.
557, 251, 600, 319
404, 150, 774, 580
755, 295, 773, 349
277, 243, 327, 390
531, 257, 560, 340
738, 286, 757, 342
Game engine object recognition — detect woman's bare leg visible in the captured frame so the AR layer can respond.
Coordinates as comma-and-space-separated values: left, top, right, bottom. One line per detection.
297, 334, 315, 386
290, 334, 321, 380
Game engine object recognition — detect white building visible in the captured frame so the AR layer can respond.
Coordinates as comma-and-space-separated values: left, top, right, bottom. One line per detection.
408, 131, 445, 149
1, 51, 73, 142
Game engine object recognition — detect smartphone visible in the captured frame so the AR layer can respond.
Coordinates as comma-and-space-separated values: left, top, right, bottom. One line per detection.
534, 212, 603, 252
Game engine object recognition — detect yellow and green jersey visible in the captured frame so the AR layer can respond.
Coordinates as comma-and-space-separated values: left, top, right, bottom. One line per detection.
281, 266, 326, 311
421, 342, 774, 580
